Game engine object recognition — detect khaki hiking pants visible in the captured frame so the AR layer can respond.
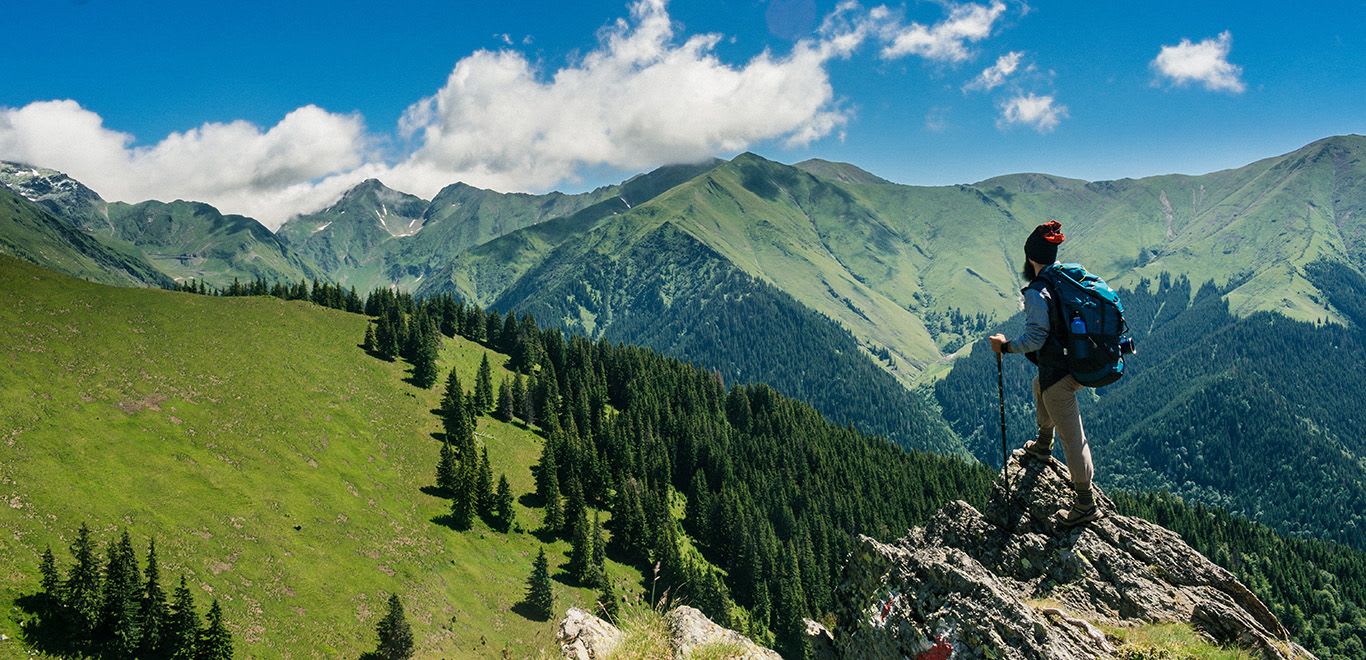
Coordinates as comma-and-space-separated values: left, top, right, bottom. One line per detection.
1033, 375, 1095, 488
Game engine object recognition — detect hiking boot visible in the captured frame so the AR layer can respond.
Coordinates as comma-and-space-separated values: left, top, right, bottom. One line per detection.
1022, 431, 1054, 462
1057, 483, 1103, 527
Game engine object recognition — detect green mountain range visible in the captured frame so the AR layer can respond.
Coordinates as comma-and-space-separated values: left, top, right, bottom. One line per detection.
5, 136, 1366, 546
0, 162, 318, 285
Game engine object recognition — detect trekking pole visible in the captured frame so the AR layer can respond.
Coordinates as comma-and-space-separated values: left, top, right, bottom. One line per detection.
996, 351, 1008, 493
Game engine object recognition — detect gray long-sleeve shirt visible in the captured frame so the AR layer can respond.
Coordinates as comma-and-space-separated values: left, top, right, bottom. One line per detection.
1004, 285, 1052, 354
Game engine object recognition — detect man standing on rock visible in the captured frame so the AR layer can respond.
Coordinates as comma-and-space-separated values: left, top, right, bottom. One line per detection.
988, 220, 1101, 527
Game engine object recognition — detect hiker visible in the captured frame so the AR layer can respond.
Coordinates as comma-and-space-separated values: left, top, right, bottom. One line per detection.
988, 220, 1100, 526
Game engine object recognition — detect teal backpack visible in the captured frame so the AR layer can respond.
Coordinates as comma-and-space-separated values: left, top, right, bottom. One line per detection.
1037, 263, 1134, 387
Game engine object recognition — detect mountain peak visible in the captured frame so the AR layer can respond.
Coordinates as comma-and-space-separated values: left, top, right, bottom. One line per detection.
794, 158, 892, 185
0, 161, 104, 203
827, 454, 1315, 658
730, 151, 772, 166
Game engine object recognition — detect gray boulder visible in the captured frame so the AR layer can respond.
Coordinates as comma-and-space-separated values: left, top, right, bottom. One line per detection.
558, 605, 779, 659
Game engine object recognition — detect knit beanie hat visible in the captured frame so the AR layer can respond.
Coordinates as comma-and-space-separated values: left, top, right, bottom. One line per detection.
1025, 220, 1066, 264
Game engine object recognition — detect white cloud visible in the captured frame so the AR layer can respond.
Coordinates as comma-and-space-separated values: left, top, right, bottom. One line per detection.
964, 50, 1022, 91
385, 0, 866, 199
0, 0, 876, 229
879, 1, 1006, 62
1152, 31, 1245, 93
997, 93, 1066, 132
0, 100, 370, 224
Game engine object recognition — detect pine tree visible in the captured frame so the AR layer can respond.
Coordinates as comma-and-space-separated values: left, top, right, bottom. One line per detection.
98, 530, 141, 656
137, 539, 170, 659
362, 322, 376, 353
66, 522, 103, 641
450, 461, 477, 531
562, 476, 587, 541
494, 474, 516, 533
411, 336, 439, 389
441, 371, 474, 458
165, 576, 199, 660
775, 552, 811, 660
534, 439, 559, 506
524, 548, 554, 621
476, 447, 495, 517
541, 471, 564, 535
494, 378, 514, 422
590, 512, 607, 587
436, 440, 457, 495
595, 576, 619, 621
196, 599, 233, 660
39, 545, 61, 616
374, 593, 414, 659
567, 504, 592, 584
512, 374, 529, 424
475, 353, 495, 412
500, 313, 518, 354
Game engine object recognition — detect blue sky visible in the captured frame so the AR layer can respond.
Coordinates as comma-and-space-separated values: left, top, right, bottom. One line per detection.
3, 0, 1364, 226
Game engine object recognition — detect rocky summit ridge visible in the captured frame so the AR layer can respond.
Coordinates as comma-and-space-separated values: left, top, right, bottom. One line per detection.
824, 453, 1315, 659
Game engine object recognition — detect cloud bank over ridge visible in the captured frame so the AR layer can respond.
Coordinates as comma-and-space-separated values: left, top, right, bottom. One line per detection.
0, 0, 1021, 228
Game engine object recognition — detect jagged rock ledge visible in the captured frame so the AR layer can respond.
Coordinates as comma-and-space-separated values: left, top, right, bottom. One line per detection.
559, 605, 781, 659
824, 453, 1316, 659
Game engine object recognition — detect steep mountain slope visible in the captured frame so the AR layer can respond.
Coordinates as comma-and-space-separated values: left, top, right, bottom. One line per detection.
0, 161, 113, 233
103, 199, 319, 285
0, 184, 171, 287
497, 220, 965, 454
0, 256, 638, 656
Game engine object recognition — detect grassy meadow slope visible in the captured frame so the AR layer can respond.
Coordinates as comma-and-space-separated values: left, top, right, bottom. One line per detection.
0, 256, 640, 657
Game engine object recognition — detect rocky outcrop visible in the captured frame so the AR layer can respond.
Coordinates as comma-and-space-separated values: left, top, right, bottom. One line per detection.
558, 605, 779, 659
829, 452, 1316, 659
560, 607, 624, 659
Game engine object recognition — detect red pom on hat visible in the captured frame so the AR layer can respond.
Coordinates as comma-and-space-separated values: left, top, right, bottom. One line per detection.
1041, 220, 1065, 245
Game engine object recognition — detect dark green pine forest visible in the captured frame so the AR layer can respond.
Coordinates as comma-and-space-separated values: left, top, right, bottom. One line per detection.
352, 286, 994, 656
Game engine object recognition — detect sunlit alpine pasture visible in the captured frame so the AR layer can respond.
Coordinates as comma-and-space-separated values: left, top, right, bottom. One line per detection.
0, 256, 640, 657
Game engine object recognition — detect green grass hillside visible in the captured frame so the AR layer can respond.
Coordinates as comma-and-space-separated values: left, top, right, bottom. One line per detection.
0, 256, 641, 657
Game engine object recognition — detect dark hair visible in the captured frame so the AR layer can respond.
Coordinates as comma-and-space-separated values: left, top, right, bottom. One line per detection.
1022, 259, 1035, 281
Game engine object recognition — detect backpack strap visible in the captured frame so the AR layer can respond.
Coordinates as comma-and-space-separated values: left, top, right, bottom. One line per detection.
1030, 274, 1067, 343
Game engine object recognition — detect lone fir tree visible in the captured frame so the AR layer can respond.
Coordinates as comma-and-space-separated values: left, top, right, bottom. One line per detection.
435, 440, 457, 495
524, 547, 554, 621
494, 474, 516, 533
476, 446, 494, 516
494, 378, 514, 422
137, 539, 170, 658
475, 353, 495, 412
374, 593, 414, 659
411, 336, 439, 389
197, 599, 234, 660
164, 575, 200, 658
